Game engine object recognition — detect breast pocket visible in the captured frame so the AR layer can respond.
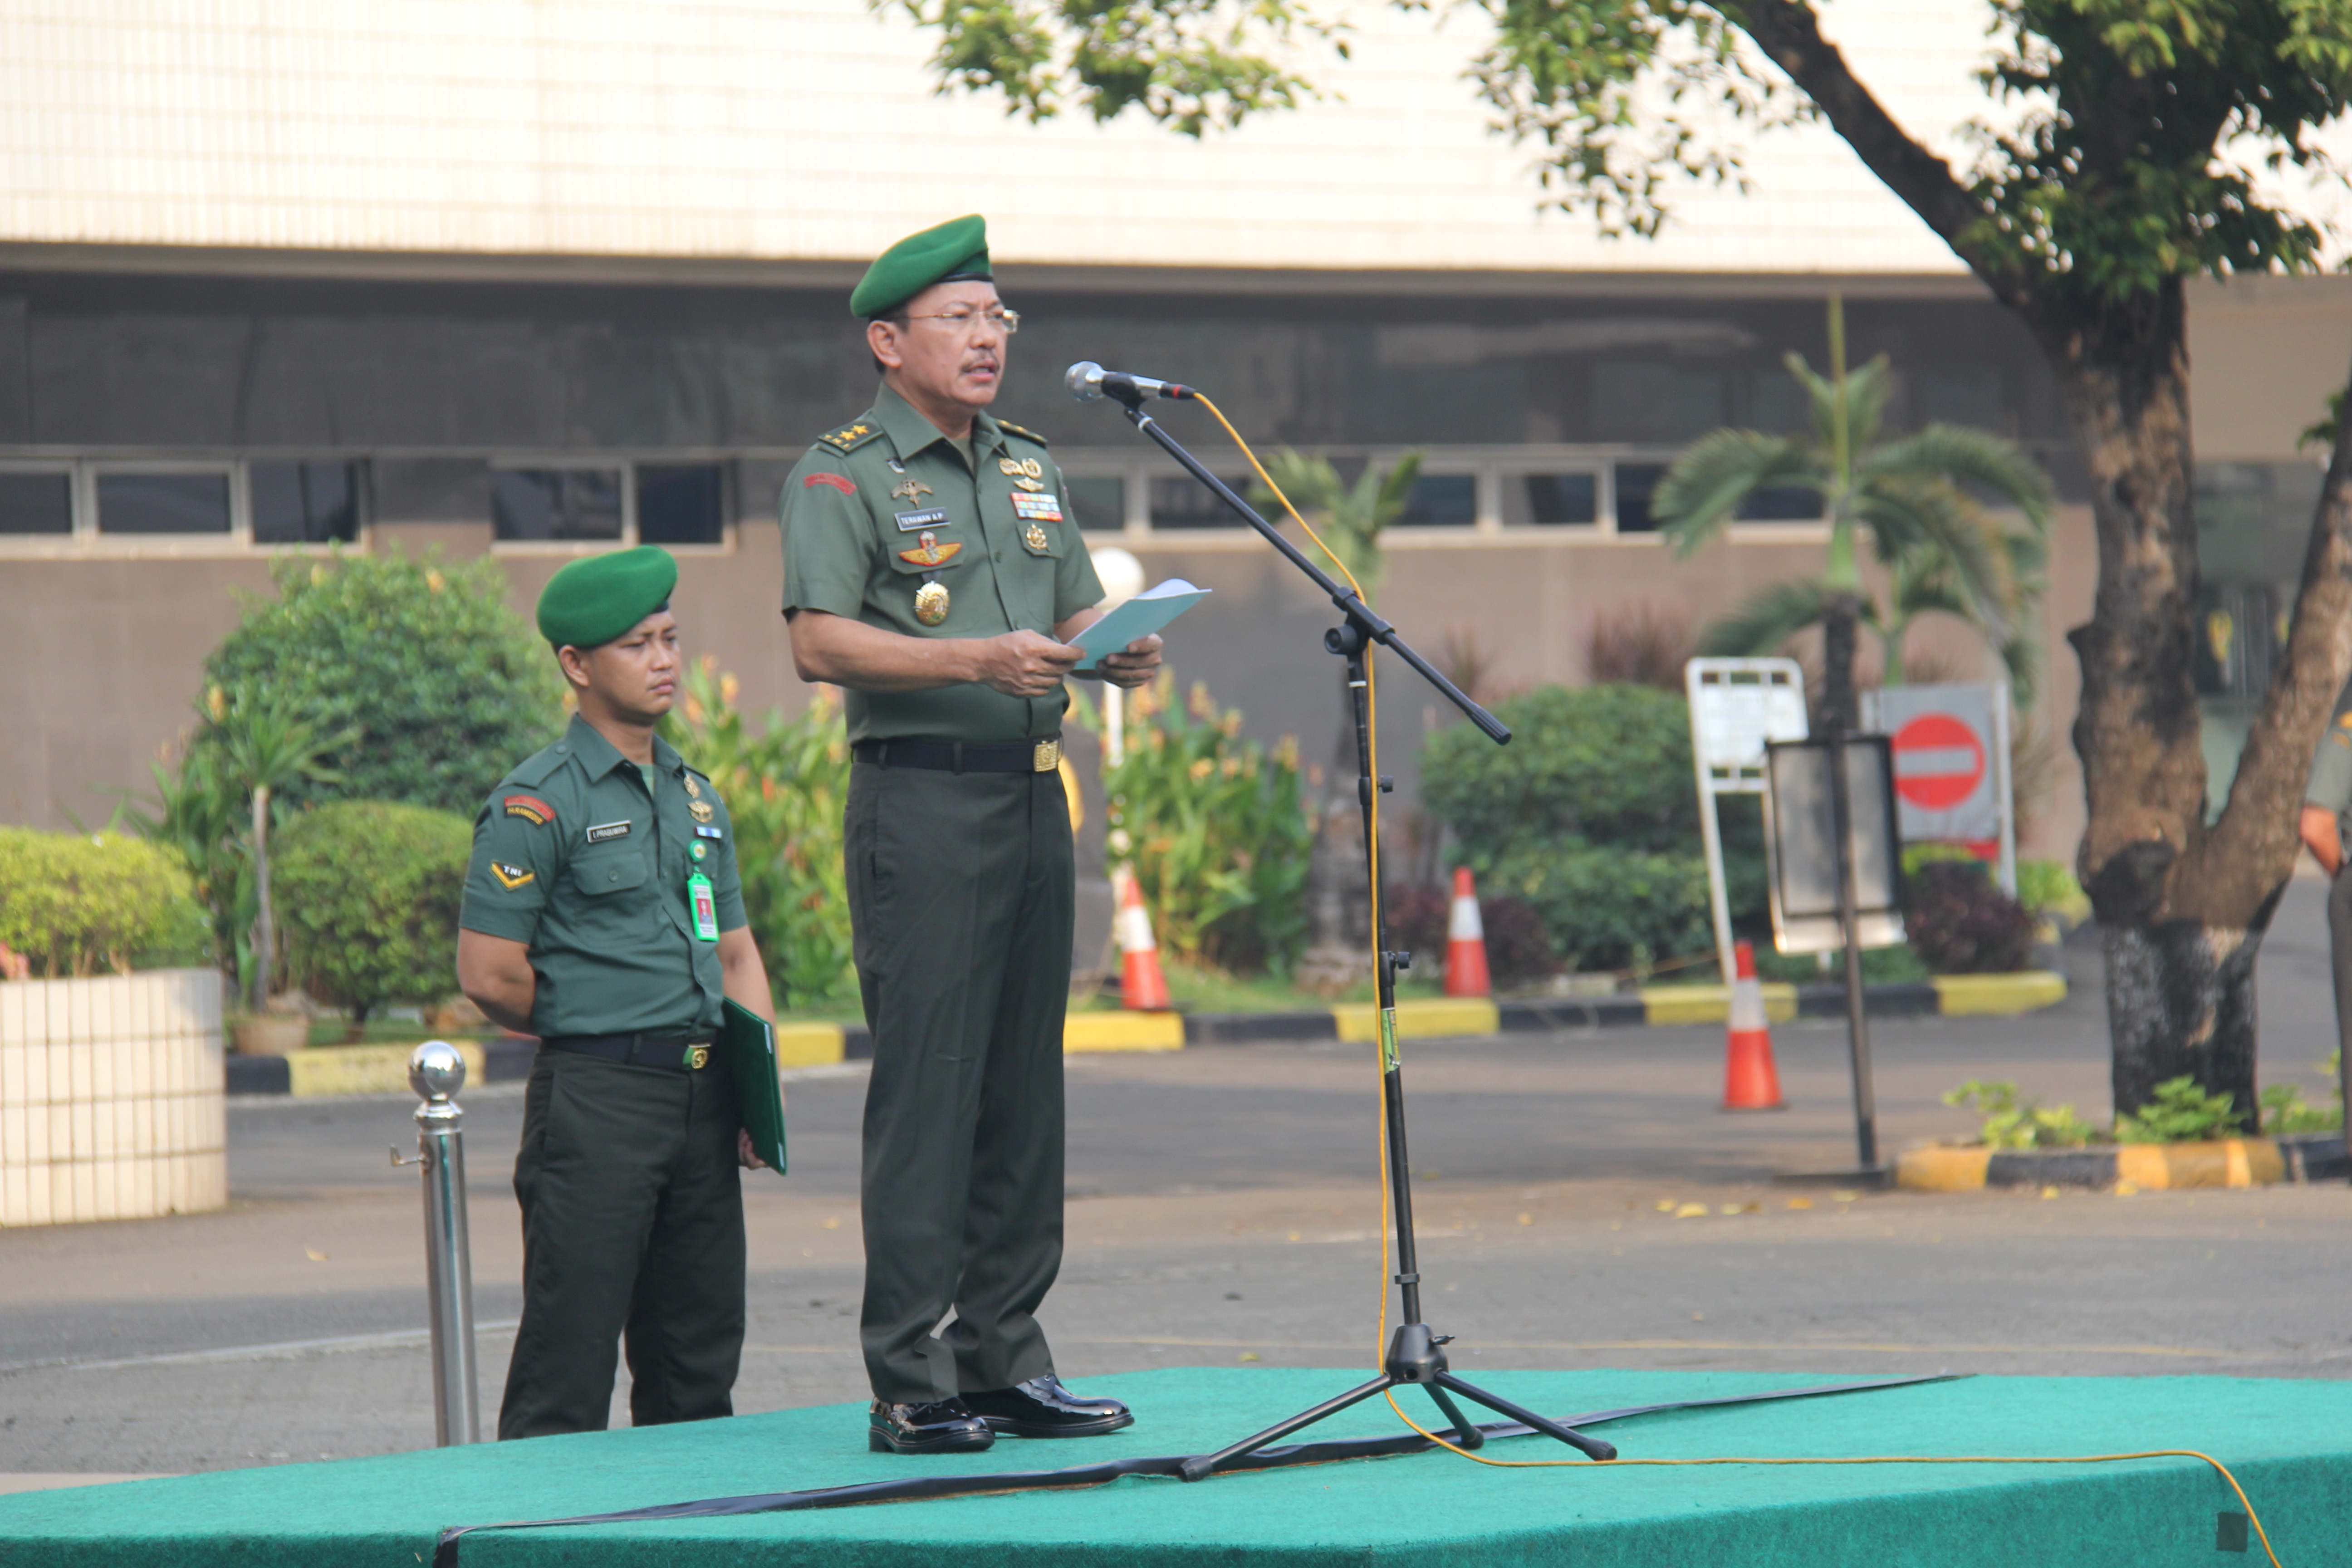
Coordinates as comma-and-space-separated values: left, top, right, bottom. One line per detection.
568, 847, 654, 941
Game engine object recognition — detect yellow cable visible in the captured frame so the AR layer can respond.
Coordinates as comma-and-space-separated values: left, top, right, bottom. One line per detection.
1181, 397, 2283, 1568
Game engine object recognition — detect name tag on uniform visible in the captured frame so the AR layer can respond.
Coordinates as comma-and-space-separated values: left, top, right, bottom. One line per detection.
1011, 492, 1063, 522
896, 508, 949, 531
585, 820, 632, 843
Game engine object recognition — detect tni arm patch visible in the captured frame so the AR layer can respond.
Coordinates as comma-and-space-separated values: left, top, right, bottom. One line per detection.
490, 862, 536, 891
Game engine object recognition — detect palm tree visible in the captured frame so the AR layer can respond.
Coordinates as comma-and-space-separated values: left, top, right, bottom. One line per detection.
1251, 448, 1423, 606
212, 696, 353, 1011
1652, 297, 2053, 727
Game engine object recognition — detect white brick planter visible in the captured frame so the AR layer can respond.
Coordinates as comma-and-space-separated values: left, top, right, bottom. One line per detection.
0, 969, 227, 1227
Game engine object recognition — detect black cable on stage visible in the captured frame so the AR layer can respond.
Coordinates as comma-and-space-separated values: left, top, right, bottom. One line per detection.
432, 1373, 1961, 1565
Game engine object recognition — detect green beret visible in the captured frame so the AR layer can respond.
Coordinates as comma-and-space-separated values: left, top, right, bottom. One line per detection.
536, 546, 678, 650
850, 214, 992, 319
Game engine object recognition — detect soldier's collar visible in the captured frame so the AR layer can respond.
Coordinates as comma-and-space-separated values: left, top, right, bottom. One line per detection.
872, 380, 1009, 465
560, 714, 677, 783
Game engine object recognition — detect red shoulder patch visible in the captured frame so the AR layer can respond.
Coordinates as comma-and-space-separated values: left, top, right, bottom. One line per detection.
503, 794, 555, 826
803, 472, 858, 494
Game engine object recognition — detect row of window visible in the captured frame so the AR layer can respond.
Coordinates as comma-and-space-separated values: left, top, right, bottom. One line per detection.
0, 451, 1835, 547
0, 460, 732, 548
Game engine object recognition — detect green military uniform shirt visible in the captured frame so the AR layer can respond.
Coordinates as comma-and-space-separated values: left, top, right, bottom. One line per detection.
459, 715, 747, 1038
780, 381, 1106, 743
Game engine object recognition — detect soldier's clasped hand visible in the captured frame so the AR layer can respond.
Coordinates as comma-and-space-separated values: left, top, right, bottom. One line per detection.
979, 629, 1085, 697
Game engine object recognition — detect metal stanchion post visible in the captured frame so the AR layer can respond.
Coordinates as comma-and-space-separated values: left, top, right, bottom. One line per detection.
391, 1040, 480, 1446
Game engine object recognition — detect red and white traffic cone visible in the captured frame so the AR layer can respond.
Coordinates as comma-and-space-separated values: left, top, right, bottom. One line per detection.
1113, 865, 1172, 1012
1442, 867, 1491, 998
1721, 939, 1785, 1111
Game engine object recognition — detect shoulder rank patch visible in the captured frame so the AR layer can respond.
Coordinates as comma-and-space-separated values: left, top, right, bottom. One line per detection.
819, 421, 883, 453
503, 794, 555, 826
995, 420, 1049, 448
804, 471, 858, 494
490, 862, 536, 891
898, 532, 962, 568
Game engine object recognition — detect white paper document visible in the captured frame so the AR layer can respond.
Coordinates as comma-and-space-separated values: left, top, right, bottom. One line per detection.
1066, 579, 1210, 669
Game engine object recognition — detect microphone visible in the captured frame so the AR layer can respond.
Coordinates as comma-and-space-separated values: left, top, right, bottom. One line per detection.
1066, 361, 1197, 405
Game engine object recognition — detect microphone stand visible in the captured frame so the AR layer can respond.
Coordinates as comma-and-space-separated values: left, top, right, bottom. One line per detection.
1094, 384, 1617, 1479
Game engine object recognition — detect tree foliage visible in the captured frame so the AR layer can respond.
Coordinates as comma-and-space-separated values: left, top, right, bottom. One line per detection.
274, 801, 473, 1022
0, 830, 196, 978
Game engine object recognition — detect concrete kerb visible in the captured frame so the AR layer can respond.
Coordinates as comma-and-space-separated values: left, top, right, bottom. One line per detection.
1899, 1131, 2350, 1192
220, 970, 2068, 1096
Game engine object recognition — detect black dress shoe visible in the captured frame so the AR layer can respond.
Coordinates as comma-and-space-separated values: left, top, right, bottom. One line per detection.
868, 1398, 996, 1454
962, 1375, 1134, 1438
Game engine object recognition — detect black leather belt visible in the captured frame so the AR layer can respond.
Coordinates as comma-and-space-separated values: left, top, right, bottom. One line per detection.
543, 1033, 715, 1071
852, 735, 1063, 774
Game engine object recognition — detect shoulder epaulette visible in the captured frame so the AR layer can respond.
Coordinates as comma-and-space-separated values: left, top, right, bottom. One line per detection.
818, 419, 884, 454
996, 420, 1049, 448
508, 748, 569, 789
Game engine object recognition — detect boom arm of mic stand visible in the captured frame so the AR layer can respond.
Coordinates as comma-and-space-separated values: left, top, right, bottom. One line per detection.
1120, 404, 1510, 746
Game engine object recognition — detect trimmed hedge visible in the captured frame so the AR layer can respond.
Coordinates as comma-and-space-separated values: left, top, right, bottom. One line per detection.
0, 829, 197, 977
274, 801, 472, 1021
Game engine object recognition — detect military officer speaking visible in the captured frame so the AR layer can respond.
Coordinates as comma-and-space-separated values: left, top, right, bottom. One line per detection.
782, 215, 1164, 1454
457, 546, 779, 1441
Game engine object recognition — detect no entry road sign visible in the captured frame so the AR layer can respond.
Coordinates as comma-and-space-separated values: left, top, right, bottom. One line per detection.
1859, 681, 2016, 895
1891, 712, 1985, 812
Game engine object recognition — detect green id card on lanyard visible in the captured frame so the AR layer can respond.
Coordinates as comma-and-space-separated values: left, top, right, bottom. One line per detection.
687, 872, 720, 941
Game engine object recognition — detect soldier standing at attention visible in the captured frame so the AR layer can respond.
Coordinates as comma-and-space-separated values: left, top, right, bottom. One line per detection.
781, 215, 1163, 1454
456, 545, 778, 1441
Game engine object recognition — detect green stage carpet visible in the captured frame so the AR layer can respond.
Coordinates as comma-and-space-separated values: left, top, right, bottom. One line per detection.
3, 1368, 2347, 1566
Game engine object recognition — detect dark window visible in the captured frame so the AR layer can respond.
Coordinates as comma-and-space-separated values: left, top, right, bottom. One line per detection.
636, 463, 727, 546
1149, 474, 1253, 529
97, 473, 231, 534
1511, 473, 1597, 526
1737, 485, 1825, 521
492, 470, 622, 541
1065, 476, 1125, 532
1397, 474, 1476, 528
1613, 463, 1667, 533
251, 461, 361, 544
0, 472, 73, 534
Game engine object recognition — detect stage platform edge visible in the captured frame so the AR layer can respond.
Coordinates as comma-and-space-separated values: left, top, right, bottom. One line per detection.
1, 1367, 2346, 1567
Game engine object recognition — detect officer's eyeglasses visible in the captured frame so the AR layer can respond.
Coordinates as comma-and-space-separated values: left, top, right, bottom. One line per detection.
899, 306, 1020, 336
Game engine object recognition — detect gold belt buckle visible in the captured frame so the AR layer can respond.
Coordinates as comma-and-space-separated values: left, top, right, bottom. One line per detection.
1033, 737, 1062, 773
684, 1043, 711, 1070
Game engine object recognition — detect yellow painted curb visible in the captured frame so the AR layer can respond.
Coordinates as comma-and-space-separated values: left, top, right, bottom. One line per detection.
1637, 984, 1799, 1026
1896, 1146, 1992, 1191
774, 1022, 847, 1068
285, 1042, 487, 1098
1930, 971, 2067, 1015
1331, 997, 1500, 1043
2124, 1137, 2283, 1190
1063, 1011, 1185, 1053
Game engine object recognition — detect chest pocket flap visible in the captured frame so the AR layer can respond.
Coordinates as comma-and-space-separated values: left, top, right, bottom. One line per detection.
573, 849, 649, 895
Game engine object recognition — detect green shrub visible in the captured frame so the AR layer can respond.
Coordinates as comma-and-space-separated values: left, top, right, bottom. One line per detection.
2115, 1075, 2245, 1142
193, 547, 563, 817
1752, 941, 1931, 986
1089, 677, 1313, 974
1419, 684, 1763, 973
665, 660, 857, 1010
2016, 858, 2092, 923
0, 830, 196, 977
274, 801, 472, 1021
2259, 1054, 2343, 1133
1942, 1079, 2097, 1148
1904, 860, 2036, 973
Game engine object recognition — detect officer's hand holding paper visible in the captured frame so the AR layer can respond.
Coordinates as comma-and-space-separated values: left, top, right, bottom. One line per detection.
1067, 579, 1210, 669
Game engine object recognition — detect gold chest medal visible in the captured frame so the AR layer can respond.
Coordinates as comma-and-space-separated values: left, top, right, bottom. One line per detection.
914, 580, 951, 626
900, 529, 958, 625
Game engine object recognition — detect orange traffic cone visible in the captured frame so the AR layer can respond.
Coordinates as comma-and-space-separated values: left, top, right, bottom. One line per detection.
1113, 865, 1172, 1012
1442, 867, 1491, 998
1721, 939, 1785, 1111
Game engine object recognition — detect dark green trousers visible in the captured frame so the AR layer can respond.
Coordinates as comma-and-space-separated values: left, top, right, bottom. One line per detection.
498, 1050, 745, 1440
845, 760, 1073, 1404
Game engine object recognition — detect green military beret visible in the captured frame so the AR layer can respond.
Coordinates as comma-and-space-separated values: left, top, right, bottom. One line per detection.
536, 546, 678, 649
850, 214, 992, 319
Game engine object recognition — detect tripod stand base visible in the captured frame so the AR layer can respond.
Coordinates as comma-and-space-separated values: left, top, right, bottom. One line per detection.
1176, 1324, 1616, 1481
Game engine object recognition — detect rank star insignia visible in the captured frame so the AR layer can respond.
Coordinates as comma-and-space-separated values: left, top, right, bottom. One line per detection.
689, 799, 715, 824
890, 477, 934, 503
897, 530, 962, 568
490, 862, 535, 890
1023, 523, 1050, 551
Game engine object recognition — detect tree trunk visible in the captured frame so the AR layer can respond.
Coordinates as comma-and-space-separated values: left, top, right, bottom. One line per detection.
1820, 593, 1863, 730
250, 783, 272, 1013
2040, 278, 2352, 1118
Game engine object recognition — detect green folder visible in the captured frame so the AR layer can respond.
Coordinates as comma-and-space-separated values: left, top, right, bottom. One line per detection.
722, 998, 789, 1176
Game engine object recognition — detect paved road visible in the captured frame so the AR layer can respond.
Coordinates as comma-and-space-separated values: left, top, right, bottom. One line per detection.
2, 883, 2346, 1474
